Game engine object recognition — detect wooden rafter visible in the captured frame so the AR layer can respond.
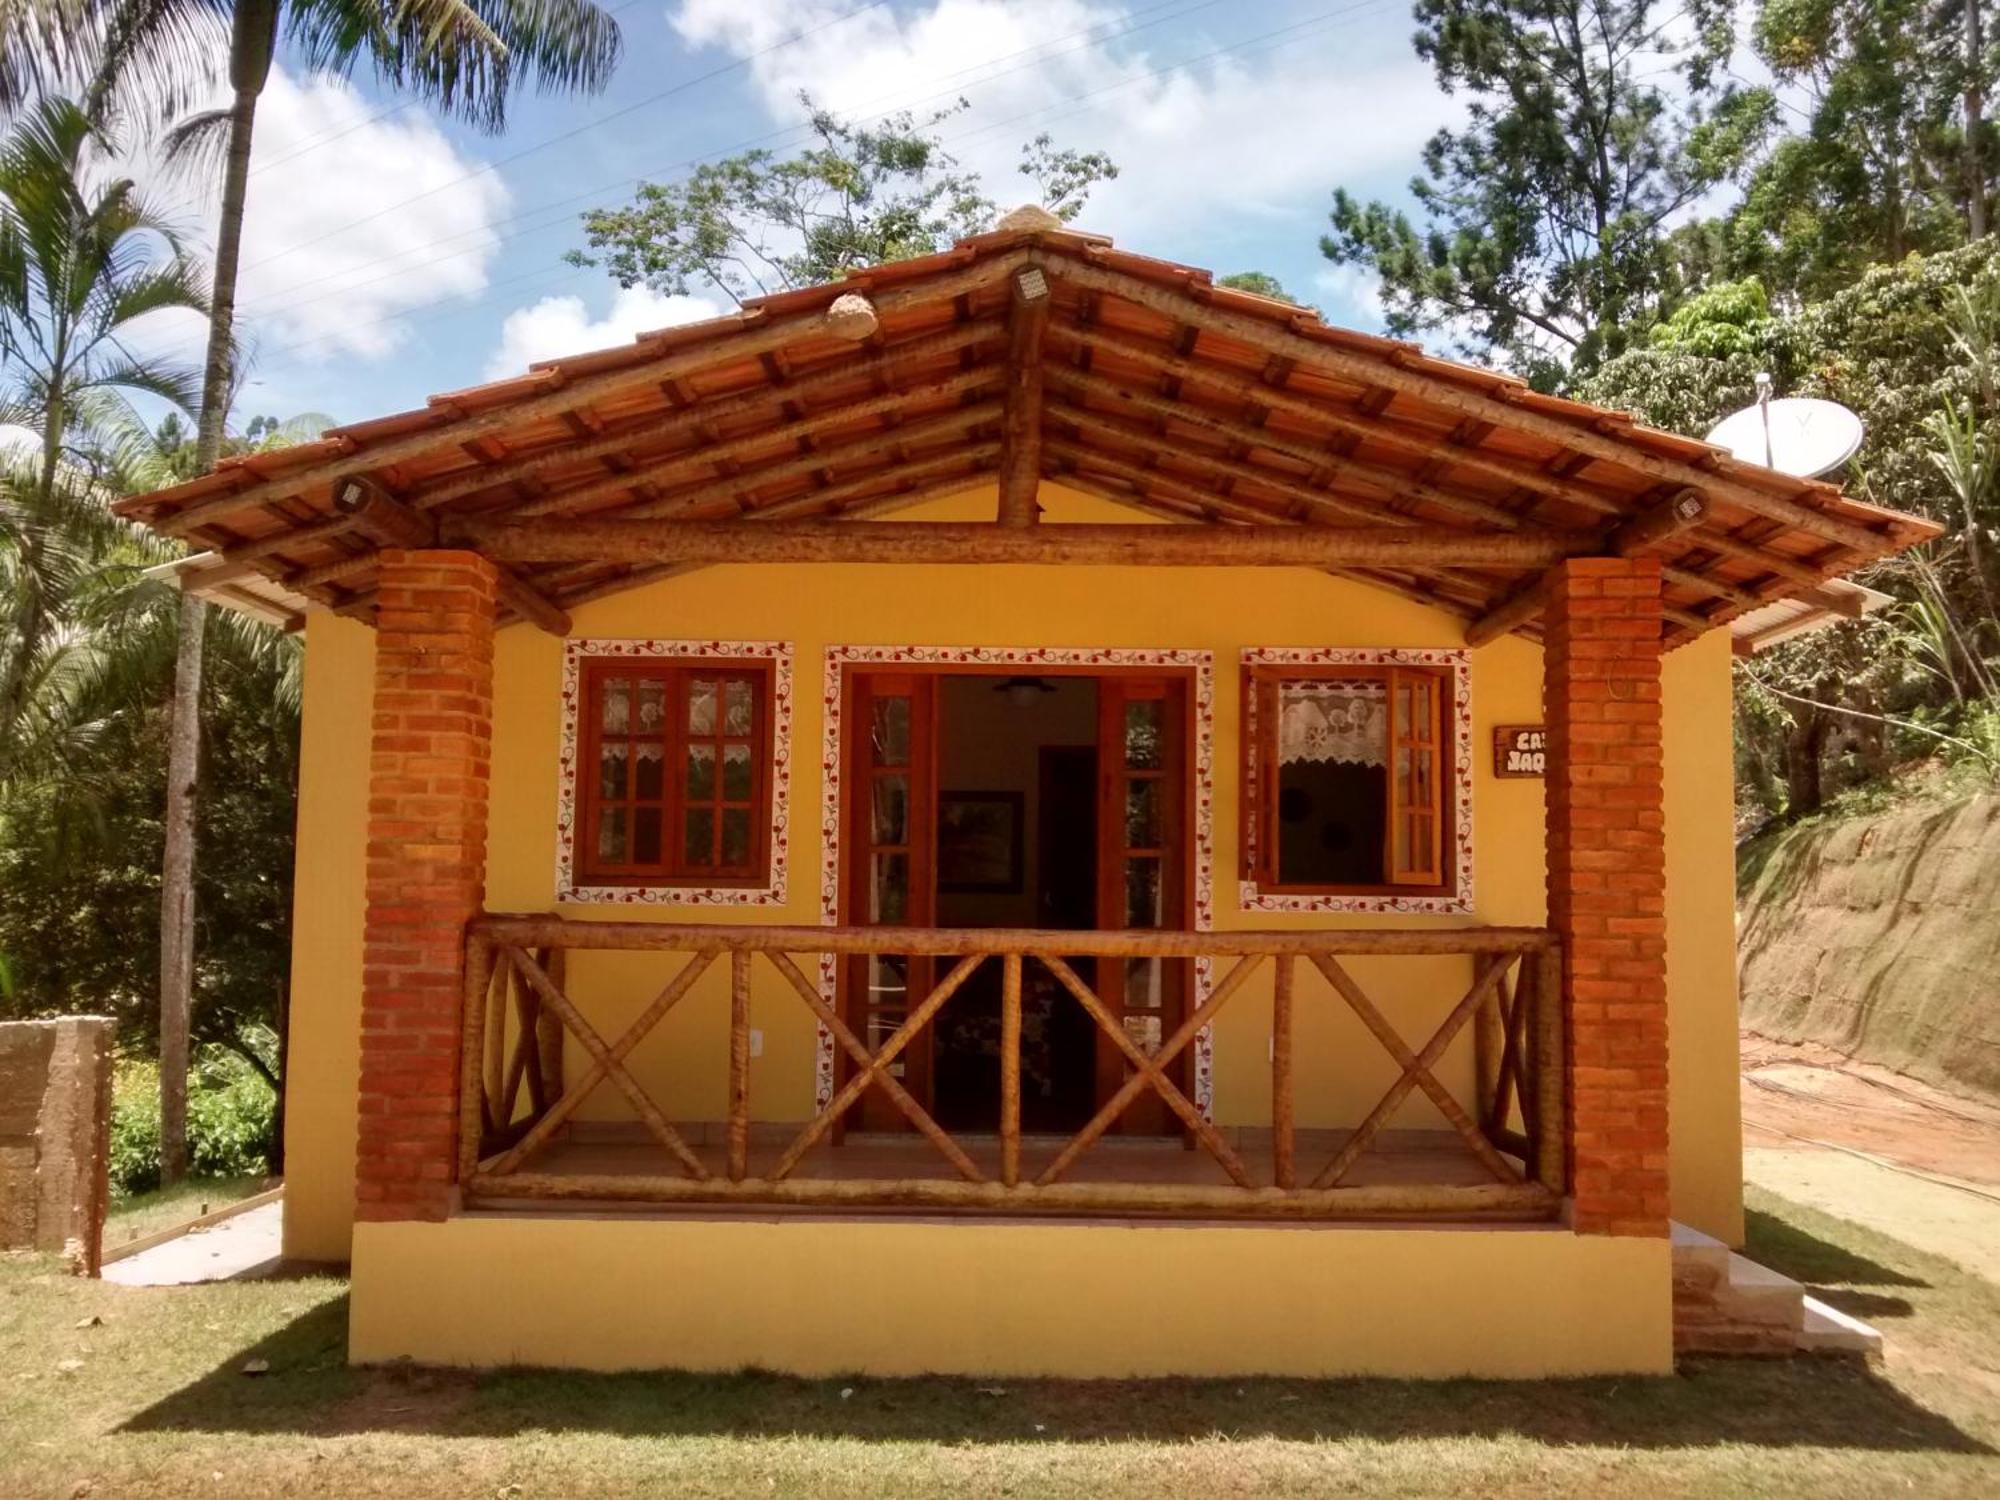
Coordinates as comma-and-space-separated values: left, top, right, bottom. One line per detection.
996, 260, 1050, 525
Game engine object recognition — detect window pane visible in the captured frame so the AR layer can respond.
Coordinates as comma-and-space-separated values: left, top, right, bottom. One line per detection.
1276, 760, 1389, 886
600, 678, 630, 733
721, 808, 752, 867
1124, 700, 1162, 769
684, 807, 715, 867
1396, 747, 1413, 807
597, 805, 627, 863
871, 696, 910, 767
634, 743, 664, 800
723, 679, 754, 736
866, 1008, 907, 1056
687, 678, 717, 736
721, 743, 753, 800
686, 743, 716, 800
634, 806, 663, 865
1125, 858, 1163, 929
1124, 778, 1160, 849
868, 955, 909, 1007
872, 774, 908, 846
598, 744, 628, 800
1123, 1013, 1163, 1057
636, 680, 667, 734
1413, 681, 1433, 739
1124, 957, 1163, 1012
871, 852, 909, 923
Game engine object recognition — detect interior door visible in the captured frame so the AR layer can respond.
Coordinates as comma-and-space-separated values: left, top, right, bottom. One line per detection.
842, 671, 938, 1132
1094, 675, 1188, 1135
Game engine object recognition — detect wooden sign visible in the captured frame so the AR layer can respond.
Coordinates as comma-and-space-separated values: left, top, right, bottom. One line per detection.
1493, 725, 1548, 778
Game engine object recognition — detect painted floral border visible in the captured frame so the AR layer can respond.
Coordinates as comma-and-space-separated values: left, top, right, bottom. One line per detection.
817, 645, 1218, 1116
1238, 646, 1475, 915
555, 638, 794, 906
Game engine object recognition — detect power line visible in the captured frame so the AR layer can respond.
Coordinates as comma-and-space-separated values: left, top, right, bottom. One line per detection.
233, 0, 1222, 315
237, 0, 895, 278
252, 0, 1390, 367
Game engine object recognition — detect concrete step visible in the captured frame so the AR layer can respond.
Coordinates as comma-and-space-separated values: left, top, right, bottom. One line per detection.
1670, 1220, 1882, 1358
1800, 1296, 1885, 1362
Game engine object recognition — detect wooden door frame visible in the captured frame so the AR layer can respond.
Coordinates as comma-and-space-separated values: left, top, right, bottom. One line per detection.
831, 659, 1201, 1132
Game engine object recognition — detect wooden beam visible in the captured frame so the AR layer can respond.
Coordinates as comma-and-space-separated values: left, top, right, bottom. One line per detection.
144, 253, 1028, 538
1608, 488, 1707, 554
497, 377, 1002, 523
1046, 322, 1624, 522
403, 320, 1002, 514
1464, 489, 1710, 646
443, 517, 1596, 570
997, 262, 1050, 525
332, 476, 436, 547
495, 570, 572, 636
1047, 364, 1534, 531
1056, 254, 1898, 556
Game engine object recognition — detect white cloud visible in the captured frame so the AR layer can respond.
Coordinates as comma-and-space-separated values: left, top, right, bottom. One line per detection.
129, 68, 511, 368
485, 285, 725, 377
669, 0, 1455, 254
1314, 263, 1386, 330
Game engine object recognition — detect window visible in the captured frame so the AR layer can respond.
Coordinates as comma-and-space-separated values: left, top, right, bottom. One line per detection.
575, 656, 775, 887
1241, 662, 1453, 894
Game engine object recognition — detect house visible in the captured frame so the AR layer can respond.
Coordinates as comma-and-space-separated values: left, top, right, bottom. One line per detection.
117, 209, 1937, 1378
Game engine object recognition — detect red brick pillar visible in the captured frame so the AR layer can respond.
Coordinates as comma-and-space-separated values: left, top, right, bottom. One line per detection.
1543, 556, 1669, 1237
357, 550, 498, 1222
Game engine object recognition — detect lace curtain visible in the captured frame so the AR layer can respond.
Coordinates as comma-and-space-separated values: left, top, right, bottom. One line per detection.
1278, 681, 1388, 767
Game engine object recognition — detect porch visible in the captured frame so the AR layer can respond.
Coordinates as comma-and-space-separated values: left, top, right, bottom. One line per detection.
459, 918, 1563, 1223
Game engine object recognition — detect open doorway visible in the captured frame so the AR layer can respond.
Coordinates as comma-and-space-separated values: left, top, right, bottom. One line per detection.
932, 675, 1099, 1132
840, 665, 1192, 1137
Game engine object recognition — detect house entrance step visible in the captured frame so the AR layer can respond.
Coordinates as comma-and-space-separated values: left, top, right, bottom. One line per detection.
1670, 1220, 1882, 1361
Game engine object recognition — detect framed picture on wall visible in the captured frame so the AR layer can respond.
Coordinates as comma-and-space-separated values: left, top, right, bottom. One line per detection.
937, 791, 1025, 894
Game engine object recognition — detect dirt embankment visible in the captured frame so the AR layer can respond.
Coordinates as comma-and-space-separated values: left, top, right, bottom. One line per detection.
1738, 792, 2000, 1104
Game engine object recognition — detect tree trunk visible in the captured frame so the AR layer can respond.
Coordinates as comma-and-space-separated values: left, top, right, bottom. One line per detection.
158, 592, 203, 1184
1970, 0, 1989, 240
1784, 707, 1829, 819
161, 0, 278, 1184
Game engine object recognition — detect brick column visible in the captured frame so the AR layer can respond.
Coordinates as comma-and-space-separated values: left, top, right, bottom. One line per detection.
357, 550, 498, 1222
1543, 556, 1669, 1237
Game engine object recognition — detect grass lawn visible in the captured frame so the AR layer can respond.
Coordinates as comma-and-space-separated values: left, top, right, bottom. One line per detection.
3, 1187, 1995, 1498
104, 1177, 276, 1252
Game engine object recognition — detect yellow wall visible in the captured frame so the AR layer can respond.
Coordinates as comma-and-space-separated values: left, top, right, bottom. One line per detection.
351, 1214, 1670, 1376
282, 611, 375, 1262
1662, 628, 1747, 1243
282, 481, 1744, 1259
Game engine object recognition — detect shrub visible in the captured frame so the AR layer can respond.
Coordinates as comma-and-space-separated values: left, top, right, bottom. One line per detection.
108, 1049, 277, 1197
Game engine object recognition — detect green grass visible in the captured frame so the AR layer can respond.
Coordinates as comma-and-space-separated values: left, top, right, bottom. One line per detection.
2, 1187, 1995, 1497
105, 1175, 275, 1250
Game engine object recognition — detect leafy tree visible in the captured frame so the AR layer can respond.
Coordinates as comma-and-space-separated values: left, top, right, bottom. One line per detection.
0, 96, 206, 784
571, 98, 1118, 305
1580, 237, 2000, 817
1717, 0, 1979, 303
1321, 0, 1774, 383
1218, 270, 1311, 307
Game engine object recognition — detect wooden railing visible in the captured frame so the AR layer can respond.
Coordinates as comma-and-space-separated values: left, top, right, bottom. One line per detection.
459, 916, 1565, 1221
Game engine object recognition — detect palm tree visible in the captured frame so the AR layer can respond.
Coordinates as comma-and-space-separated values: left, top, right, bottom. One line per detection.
0, 95, 208, 777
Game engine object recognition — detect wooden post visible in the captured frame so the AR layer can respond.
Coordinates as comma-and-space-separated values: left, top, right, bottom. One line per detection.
1474, 965, 1506, 1132
1001, 953, 1023, 1187
1271, 954, 1295, 1190
1533, 942, 1565, 1195
728, 949, 751, 1181
456, 932, 494, 1187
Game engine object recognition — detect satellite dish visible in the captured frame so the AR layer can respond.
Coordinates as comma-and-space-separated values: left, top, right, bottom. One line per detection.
1704, 384, 1864, 480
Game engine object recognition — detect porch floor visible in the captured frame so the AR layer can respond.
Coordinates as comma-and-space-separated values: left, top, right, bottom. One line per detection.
503, 1125, 1507, 1194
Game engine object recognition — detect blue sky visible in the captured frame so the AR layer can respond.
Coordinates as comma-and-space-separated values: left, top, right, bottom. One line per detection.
136, 0, 1463, 432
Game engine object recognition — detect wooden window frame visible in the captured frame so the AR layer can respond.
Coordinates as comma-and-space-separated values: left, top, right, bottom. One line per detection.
1239, 661, 1458, 901
572, 654, 778, 891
